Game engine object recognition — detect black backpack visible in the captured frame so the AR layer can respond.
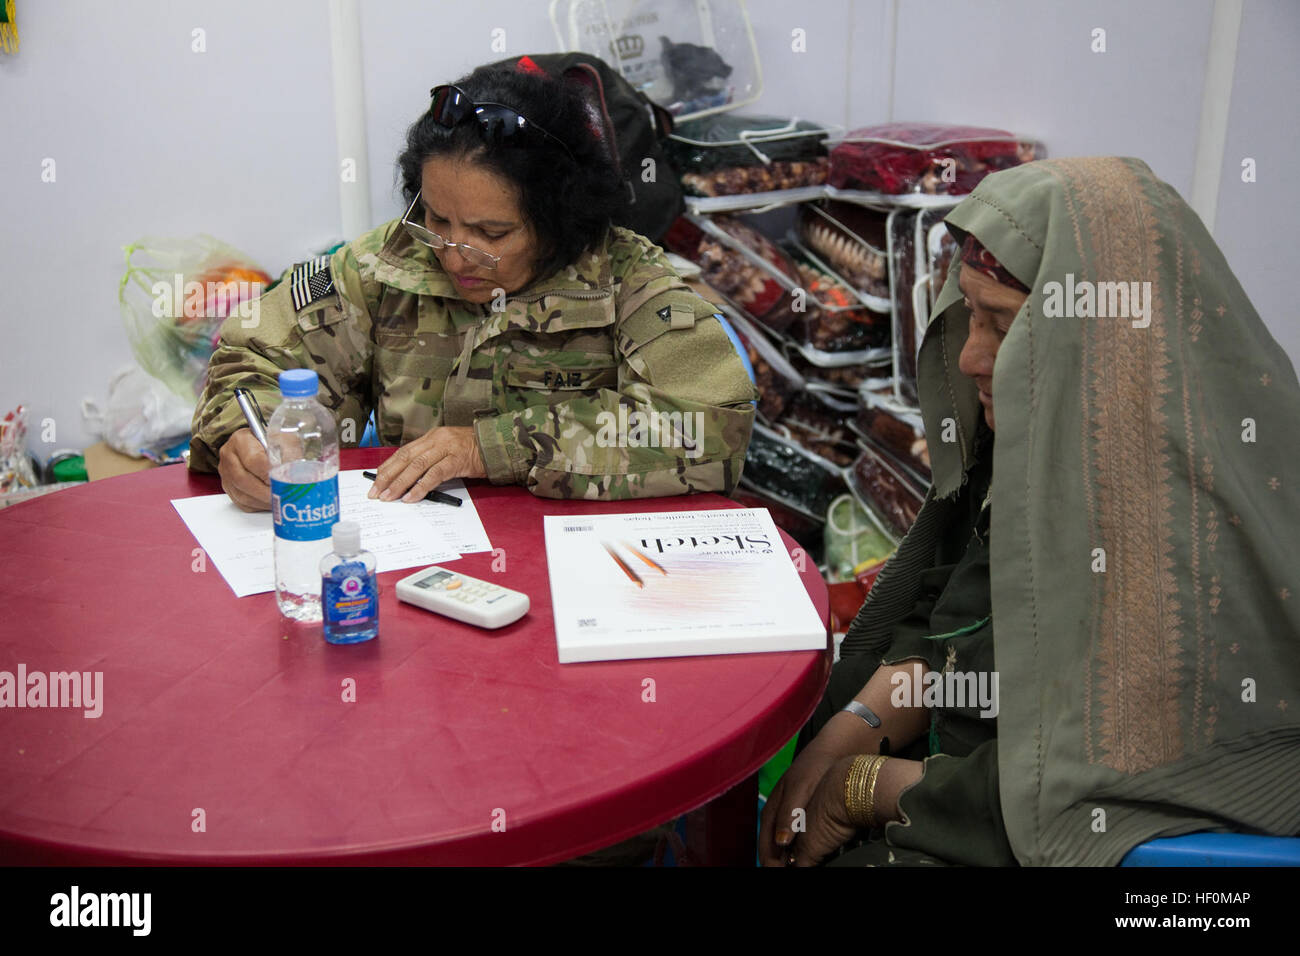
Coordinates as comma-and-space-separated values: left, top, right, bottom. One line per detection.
490, 52, 684, 243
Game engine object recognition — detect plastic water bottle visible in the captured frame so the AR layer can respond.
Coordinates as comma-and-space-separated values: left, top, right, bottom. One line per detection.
268, 369, 339, 622
320, 521, 379, 644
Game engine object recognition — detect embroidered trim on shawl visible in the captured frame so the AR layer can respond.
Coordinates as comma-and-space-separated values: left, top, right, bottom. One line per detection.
1066, 157, 1186, 774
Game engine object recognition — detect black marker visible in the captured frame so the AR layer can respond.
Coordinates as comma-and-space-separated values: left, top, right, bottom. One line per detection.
362, 471, 461, 507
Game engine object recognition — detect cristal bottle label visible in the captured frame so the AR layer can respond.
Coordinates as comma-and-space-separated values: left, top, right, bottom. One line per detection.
271, 476, 340, 541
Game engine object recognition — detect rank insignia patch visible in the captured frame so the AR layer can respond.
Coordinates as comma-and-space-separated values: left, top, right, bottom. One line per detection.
290, 255, 335, 312
656, 303, 694, 329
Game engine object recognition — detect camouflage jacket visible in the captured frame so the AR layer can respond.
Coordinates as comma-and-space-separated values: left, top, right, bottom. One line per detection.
190, 221, 756, 499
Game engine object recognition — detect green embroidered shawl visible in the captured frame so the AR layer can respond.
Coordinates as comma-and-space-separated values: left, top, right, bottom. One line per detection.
843, 156, 1300, 865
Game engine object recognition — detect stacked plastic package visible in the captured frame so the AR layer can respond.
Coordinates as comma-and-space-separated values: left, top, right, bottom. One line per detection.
664, 120, 1044, 630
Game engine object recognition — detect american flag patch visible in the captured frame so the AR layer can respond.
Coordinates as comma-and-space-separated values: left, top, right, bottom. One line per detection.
290, 255, 335, 312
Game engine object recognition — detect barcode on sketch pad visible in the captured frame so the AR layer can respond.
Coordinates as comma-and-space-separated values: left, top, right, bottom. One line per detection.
565, 525, 593, 532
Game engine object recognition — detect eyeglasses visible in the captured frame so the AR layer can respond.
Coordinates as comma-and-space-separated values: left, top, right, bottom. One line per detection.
400, 191, 503, 271
428, 84, 574, 161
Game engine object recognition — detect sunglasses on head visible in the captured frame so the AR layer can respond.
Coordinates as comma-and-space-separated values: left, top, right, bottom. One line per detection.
428, 84, 574, 161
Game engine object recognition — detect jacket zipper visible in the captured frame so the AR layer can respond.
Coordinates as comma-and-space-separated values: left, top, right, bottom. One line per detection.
509, 288, 612, 303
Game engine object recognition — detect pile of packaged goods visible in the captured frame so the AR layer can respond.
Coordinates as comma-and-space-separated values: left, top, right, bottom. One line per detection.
852, 389, 931, 481
668, 217, 912, 572
662, 118, 1043, 620
797, 201, 891, 301
775, 393, 858, 467
666, 113, 832, 198
828, 122, 1044, 196
790, 258, 888, 354
887, 206, 959, 398
664, 214, 810, 335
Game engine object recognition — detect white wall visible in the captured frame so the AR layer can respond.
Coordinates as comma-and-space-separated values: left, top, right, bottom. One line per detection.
888, 0, 1215, 197
1213, 0, 1299, 364
358, 0, 562, 225
1, 0, 341, 458
1, 0, 1294, 459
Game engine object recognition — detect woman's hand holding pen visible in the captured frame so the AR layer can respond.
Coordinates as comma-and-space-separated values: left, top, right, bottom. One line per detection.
218, 424, 481, 511
368, 426, 487, 503
218, 428, 272, 512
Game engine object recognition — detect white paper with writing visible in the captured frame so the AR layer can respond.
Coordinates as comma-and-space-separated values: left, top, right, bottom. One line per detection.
171, 469, 479, 597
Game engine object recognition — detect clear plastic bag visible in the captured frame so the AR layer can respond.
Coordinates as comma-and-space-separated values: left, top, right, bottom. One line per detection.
663, 214, 813, 334
775, 393, 858, 467
828, 123, 1044, 196
789, 255, 889, 356
853, 387, 932, 482
787, 351, 890, 395
668, 114, 831, 196
81, 365, 196, 459
118, 236, 271, 402
797, 201, 891, 299
847, 443, 927, 539
824, 493, 897, 583
551, 0, 762, 119
744, 421, 847, 520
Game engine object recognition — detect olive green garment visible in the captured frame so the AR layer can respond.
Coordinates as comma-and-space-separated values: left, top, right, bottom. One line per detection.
190, 222, 756, 500
844, 157, 1300, 866
805, 433, 1017, 867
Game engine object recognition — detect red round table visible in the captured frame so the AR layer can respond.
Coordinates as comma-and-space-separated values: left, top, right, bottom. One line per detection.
0, 448, 830, 865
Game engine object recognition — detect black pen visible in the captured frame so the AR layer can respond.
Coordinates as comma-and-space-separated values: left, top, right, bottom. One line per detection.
362, 471, 462, 507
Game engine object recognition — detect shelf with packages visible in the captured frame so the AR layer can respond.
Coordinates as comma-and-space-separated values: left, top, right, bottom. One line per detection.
662, 113, 1044, 627
664, 196, 948, 579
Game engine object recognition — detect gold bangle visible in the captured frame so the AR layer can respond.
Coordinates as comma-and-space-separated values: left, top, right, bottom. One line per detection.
844, 754, 889, 828
862, 754, 889, 829
844, 756, 866, 825
846, 755, 878, 826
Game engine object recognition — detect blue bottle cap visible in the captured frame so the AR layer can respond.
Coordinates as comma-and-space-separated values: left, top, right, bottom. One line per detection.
279, 369, 319, 398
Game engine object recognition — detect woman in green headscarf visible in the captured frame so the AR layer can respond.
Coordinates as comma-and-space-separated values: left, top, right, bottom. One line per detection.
759, 156, 1300, 867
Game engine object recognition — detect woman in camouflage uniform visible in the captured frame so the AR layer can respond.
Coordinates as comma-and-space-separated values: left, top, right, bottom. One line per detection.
191, 65, 755, 509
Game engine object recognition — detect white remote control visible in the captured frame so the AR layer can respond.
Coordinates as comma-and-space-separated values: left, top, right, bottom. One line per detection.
395, 566, 530, 629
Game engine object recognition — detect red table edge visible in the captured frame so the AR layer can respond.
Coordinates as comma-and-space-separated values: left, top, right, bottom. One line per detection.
0, 636, 832, 867
0, 449, 834, 865
0, 640, 832, 867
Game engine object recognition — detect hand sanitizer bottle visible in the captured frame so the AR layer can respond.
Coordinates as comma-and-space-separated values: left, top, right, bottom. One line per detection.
320, 521, 378, 644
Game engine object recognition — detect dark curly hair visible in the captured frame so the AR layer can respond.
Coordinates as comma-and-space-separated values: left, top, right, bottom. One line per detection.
397, 65, 629, 280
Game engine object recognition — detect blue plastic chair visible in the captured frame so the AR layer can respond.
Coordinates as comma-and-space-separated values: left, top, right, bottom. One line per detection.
359, 411, 379, 448
1121, 832, 1300, 867
714, 312, 757, 388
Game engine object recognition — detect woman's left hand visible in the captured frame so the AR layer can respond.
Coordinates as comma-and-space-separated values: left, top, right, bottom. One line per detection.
368, 426, 487, 502
789, 755, 862, 867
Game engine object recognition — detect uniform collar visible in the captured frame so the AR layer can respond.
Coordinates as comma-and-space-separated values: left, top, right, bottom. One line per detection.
374, 220, 614, 300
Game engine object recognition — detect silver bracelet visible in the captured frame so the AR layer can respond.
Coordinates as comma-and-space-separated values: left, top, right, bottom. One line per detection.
840, 700, 882, 728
